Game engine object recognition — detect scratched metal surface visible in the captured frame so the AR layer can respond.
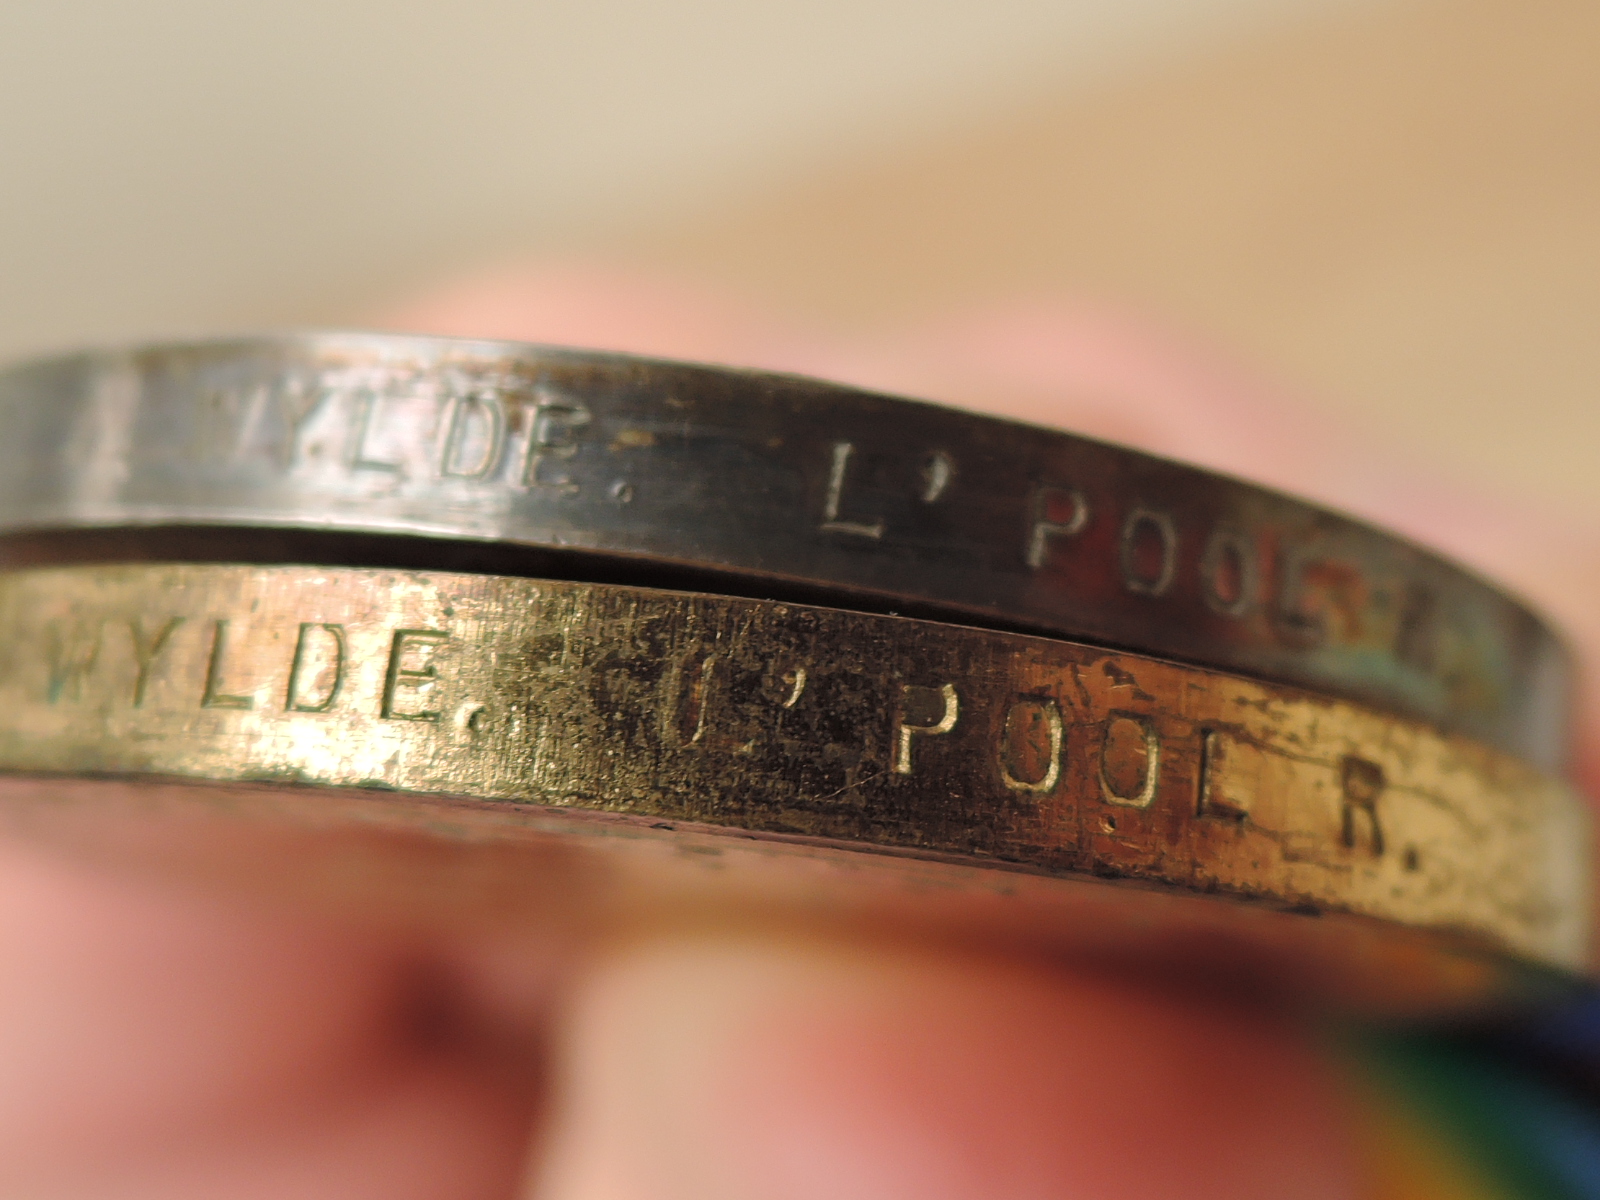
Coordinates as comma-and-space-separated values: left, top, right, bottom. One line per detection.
0, 335, 1571, 768
0, 563, 1586, 976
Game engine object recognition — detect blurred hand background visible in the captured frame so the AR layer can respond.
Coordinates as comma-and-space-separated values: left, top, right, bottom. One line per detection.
4, 0, 1600, 520
1, 1, 1597, 1196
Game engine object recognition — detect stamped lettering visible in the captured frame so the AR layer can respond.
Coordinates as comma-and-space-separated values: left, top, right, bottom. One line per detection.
1119, 509, 1177, 597
998, 696, 1063, 793
381, 629, 449, 721
1024, 486, 1088, 569
920, 451, 955, 504
127, 616, 184, 707
232, 379, 330, 468
893, 682, 959, 774
1273, 546, 1365, 648
438, 392, 507, 480
45, 621, 102, 704
1200, 529, 1258, 618
819, 442, 886, 539
350, 392, 402, 473
201, 619, 255, 710
1340, 755, 1386, 856
778, 666, 807, 710
20, 338, 1559, 779
189, 378, 340, 471
1099, 713, 1160, 808
0, 561, 1572, 978
274, 381, 333, 467
825, 441, 889, 540
285, 622, 347, 713
1197, 729, 1252, 819
520, 392, 591, 492
661, 651, 717, 746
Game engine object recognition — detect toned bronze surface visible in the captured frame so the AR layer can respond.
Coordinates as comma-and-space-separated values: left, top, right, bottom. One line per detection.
0, 563, 1585, 977
0, 335, 1570, 768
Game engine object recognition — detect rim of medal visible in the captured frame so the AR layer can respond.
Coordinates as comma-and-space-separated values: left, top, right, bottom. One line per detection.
2, 563, 1584, 991
0, 334, 1572, 769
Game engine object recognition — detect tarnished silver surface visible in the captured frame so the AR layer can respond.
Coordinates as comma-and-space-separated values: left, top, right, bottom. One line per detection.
0, 334, 1571, 768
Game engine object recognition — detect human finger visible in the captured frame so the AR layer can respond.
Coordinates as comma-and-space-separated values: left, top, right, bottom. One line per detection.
0, 824, 540, 1198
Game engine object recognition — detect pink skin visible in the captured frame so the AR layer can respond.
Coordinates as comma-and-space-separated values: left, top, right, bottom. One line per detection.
0, 266, 1591, 1198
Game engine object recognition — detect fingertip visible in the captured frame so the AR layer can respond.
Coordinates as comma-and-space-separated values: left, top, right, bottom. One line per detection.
534, 933, 1362, 1200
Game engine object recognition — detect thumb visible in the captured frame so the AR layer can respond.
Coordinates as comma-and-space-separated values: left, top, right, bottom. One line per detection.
531, 932, 1360, 1200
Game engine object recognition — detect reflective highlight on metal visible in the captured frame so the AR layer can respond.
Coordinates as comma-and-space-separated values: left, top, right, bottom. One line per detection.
0, 335, 1570, 768
0, 563, 1586, 977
